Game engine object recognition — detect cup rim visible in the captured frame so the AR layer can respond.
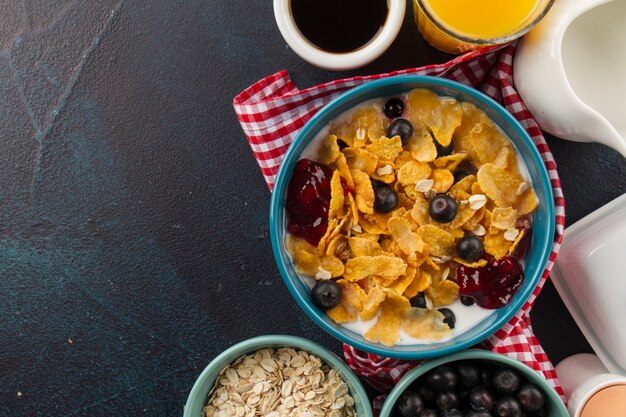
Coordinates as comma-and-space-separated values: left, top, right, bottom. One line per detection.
273, 0, 406, 71
572, 376, 626, 417
183, 334, 374, 417
416, 0, 555, 45
269, 75, 556, 359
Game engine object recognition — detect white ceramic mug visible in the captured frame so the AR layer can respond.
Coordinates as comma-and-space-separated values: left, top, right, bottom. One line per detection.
555, 353, 626, 417
273, 0, 406, 71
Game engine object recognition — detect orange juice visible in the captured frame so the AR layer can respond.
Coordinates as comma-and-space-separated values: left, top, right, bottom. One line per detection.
413, 0, 553, 53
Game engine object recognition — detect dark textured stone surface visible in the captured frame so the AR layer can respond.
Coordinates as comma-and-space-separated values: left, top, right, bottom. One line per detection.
0, 1, 624, 416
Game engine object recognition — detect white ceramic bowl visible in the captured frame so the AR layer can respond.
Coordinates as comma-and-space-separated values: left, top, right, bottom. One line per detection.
273, 0, 406, 71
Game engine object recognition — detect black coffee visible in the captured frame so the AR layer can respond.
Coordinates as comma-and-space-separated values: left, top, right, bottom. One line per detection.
290, 0, 389, 53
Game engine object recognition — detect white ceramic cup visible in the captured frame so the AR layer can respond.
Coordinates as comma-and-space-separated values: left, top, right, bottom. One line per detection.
555, 353, 626, 417
273, 0, 406, 71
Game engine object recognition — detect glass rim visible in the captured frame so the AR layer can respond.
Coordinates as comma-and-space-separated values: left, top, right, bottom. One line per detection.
416, 0, 556, 45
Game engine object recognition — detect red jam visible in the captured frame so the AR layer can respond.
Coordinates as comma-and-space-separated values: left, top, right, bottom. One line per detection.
457, 256, 524, 309
285, 159, 335, 246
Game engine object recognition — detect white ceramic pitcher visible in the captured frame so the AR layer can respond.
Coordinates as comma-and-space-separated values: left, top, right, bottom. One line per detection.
514, 0, 626, 158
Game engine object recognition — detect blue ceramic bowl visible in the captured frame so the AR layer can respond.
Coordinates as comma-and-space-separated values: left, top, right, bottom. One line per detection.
184, 335, 373, 417
269, 76, 555, 359
379, 349, 569, 417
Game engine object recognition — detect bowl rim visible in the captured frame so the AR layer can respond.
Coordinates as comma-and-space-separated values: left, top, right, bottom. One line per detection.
183, 334, 374, 417
378, 348, 569, 417
269, 75, 555, 359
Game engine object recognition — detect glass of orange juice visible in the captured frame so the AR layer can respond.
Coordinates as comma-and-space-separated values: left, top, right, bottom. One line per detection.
413, 0, 554, 53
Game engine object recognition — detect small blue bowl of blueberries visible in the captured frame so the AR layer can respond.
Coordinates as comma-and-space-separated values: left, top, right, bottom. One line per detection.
379, 349, 568, 417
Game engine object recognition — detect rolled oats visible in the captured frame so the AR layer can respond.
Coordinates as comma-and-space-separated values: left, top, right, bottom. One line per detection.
203, 348, 356, 417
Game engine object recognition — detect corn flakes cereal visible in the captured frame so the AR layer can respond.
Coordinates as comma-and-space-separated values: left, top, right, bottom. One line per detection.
329, 170, 345, 220
477, 163, 523, 207
319, 134, 341, 165
285, 88, 540, 346
397, 160, 432, 187
348, 236, 383, 257
433, 152, 467, 171
342, 255, 407, 282
416, 225, 455, 258
364, 291, 411, 346
321, 255, 345, 278
491, 207, 518, 230
351, 169, 375, 214
387, 217, 425, 257
402, 308, 451, 340
360, 285, 387, 321
484, 226, 513, 258
516, 188, 539, 215
366, 135, 403, 161
431, 169, 454, 193
343, 147, 378, 176
334, 152, 354, 189
465, 123, 511, 167
425, 280, 459, 307
449, 174, 476, 195
372, 161, 396, 184
403, 269, 431, 298
327, 304, 357, 323
407, 89, 462, 146
508, 229, 527, 256
407, 129, 438, 163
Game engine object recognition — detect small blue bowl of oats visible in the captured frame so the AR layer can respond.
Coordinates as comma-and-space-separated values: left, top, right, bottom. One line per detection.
184, 335, 373, 417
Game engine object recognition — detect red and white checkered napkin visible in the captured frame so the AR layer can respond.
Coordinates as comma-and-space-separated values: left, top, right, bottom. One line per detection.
233, 42, 566, 412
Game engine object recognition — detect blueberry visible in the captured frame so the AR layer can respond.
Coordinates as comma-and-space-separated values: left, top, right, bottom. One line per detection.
396, 390, 424, 417
453, 170, 471, 184
435, 138, 454, 157
370, 178, 386, 190
480, 368, 493, 388
455, 160, 478, 176
438, 308, 456, 329
467, 410, 493, 417
374, 185, 398, 214
311, 280, 342, 310
494, 396, 523, 417
429, 194, 457, 223
453, 160, 478, 184
417, 384, 436, 403
469, 386, 495, 410
460, 296, 475, 306
427, 366, 458, 392
492, 368, 521, 395
387, 118, 414, 146
337, 139, 349, 150
441, 410, 465, 417
418, 409, 438, 417
516, 383, 545, 413
530, 405, 549, 417
410, 292, 427, 309
456, 362, 481, 389
456, 235, 484, 263
436, 391, 460, 411
457, 389, 470, 406
384, 98, 404, 119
